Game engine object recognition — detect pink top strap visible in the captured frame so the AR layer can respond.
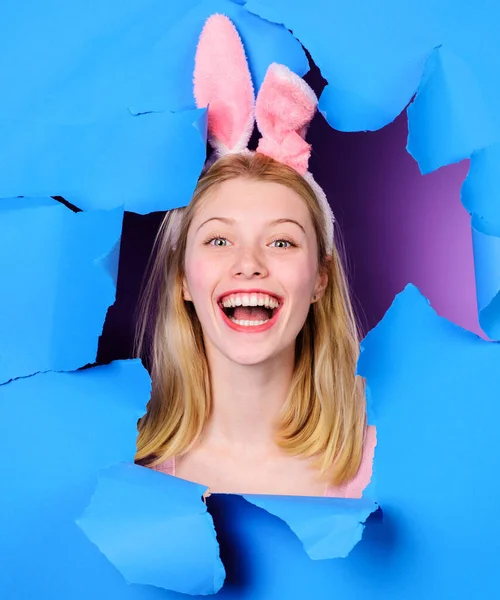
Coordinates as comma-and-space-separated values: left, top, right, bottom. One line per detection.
151, 425, 376, 498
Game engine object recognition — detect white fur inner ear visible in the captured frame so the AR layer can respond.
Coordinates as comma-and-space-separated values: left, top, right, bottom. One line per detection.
266, 63, 318, 107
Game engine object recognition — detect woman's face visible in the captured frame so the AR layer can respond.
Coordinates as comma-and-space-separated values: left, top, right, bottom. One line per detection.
183, 177, 327, 366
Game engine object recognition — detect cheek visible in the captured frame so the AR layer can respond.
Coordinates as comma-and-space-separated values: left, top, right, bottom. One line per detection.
185, 258, 207, 293
281, 257, 318, 298
184, 255, 221, 306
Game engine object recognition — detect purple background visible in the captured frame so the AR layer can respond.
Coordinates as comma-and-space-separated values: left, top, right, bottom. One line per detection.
308, 110, 479, 338
98, 65, 481, 364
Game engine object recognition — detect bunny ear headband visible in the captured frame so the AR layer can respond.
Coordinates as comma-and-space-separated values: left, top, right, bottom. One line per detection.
193, 14, 335, 255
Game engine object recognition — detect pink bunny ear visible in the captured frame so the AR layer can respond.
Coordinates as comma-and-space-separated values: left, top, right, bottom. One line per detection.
255, 63, 318, 175
194, 14, 255, 155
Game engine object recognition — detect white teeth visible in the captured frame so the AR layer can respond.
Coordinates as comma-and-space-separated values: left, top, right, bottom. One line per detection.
231, 318, 269, 326
221, 293, 280, 309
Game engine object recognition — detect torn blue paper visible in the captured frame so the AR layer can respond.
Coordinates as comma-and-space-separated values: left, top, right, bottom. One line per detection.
244, 0, 437, 131
0, 0, 200, 122
356, 285, 500, 598
470, 219, 500, 340
407, 46, 497, 175
0, 361, 155, 599
460, 146, 500, 339
201, 493, 384, 599
0, 198, 123, 383
245, 0, 500, 147
0, 109, 207, 213
77, 463, 225, 595
462, 144, 500, 236
99, 238, 122, 288
0, 0, 306, 121
242, 494, 377, 560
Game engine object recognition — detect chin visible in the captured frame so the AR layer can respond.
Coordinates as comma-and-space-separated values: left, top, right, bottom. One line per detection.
227, 351, 276, 367
223, 341, 295, 367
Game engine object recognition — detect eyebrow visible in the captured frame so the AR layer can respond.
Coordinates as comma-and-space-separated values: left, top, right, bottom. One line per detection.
196, 216, 306, 234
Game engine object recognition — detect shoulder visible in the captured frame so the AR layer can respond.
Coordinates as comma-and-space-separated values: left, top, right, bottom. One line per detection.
326, 425, 377, 498
149, 456, 176, 476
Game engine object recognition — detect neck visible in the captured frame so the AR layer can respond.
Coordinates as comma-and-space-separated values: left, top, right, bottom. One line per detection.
201, 344, 295, 455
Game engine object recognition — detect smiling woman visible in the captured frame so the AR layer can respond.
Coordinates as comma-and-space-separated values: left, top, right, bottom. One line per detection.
134, 154, 375, 497
133, 14, 375, 497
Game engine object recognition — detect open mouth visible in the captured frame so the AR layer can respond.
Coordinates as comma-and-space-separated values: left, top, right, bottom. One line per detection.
217, 292, 282, 329
220, 304, 276, 326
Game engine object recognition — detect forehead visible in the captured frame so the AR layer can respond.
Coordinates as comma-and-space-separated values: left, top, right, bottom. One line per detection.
193, 177, 312, 225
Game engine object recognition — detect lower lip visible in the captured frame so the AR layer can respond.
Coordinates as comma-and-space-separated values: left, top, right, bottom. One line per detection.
218, 304, 282, 333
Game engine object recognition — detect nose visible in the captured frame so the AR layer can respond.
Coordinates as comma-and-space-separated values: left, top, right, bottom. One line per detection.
232, 244, 269, 279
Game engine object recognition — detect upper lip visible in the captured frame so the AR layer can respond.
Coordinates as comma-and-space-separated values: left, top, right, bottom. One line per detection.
217, 288, 283, 304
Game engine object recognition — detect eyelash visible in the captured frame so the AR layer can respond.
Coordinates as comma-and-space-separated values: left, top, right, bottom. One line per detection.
203, 234, 297, 249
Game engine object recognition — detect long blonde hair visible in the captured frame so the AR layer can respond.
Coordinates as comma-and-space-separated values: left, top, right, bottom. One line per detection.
135, 153, 366, 485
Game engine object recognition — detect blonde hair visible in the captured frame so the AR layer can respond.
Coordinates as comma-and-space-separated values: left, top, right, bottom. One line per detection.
135, 153, 366, 485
